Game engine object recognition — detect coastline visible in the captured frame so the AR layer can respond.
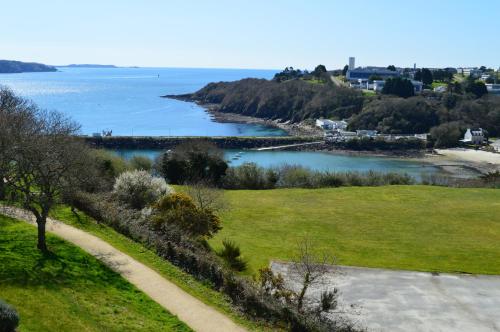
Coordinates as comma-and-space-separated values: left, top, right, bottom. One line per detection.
162, 96, 497, 178
164, 95, 322, 136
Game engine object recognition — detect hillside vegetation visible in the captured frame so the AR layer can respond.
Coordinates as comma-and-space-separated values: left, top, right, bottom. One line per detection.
169, 73, 500, 146
210, 186, 500, 275
350, 94, 500, 138
0, 60, 57, 73
0, 215, 191, 332
174, 78, 364, 122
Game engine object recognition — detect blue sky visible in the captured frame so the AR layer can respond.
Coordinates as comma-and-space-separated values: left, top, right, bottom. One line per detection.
2, 0, 499, 70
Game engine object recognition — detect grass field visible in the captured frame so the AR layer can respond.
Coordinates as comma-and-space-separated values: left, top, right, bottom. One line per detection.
49, 206, 271, 331
209, 186, 500, 276
0, 215, 191, 332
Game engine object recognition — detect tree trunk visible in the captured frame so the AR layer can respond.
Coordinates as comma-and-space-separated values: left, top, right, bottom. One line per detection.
36, 218, 48, 252
297, 273, 310, 312
0, 180, 5, 201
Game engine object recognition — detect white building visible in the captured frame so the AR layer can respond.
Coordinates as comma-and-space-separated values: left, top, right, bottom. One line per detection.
411, 80, 424, 93
349, 57, 355, 70
461, 128, 486, 145
486, 84, 500, 95
316, 119, 348, 131
457, 67, 481, 78
373, 80, 385, 92
480, 74, 491, 81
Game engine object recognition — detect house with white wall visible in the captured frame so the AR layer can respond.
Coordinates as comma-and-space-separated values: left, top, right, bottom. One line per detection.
461, 128, 486, 145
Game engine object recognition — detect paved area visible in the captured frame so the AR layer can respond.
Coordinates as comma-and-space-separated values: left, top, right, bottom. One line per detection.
1, 206, 246, 332
272, 262, 500, 332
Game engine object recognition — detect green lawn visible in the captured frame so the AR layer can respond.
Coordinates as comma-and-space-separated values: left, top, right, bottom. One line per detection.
49, 206, 272, 331
209, 186, 500, 276
431, 82, 447, 89
0, 215, 191, 332
362, 89, 376, 96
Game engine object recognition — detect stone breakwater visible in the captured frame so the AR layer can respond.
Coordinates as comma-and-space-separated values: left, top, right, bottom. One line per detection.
84, 136, 321, 150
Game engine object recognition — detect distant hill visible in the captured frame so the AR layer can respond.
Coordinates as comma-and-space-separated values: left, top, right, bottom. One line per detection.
0, 60, 57, 73
62, 64, 118, 68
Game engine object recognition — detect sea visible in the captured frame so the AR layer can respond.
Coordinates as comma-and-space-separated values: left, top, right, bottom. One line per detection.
0, 67, 444, 178
0, 66, 284, 136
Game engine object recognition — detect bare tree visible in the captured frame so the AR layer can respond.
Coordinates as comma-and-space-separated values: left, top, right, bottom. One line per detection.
292, 238, 337, 312
6, 106, 90, 251
0, 88, 37, 200
184, 182, 228, 213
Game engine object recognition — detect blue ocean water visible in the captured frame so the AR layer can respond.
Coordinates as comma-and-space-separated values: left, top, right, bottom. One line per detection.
0, 67, 285, 136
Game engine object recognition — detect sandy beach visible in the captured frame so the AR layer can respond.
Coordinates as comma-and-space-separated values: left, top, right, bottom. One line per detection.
435, 148, 500, 165
424, 148, 500, 176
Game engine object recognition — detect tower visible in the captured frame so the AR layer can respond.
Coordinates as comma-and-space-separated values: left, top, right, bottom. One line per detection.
349, 57, 355, 70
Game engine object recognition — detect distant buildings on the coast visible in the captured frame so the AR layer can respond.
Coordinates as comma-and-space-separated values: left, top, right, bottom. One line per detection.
315, 117, 428, 143
345, 57, 423, 94
344, 56, 499, 94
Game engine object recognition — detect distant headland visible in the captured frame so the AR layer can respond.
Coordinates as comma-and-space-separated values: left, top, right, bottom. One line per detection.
0, 60, 57, 73
61, 64, 118, 68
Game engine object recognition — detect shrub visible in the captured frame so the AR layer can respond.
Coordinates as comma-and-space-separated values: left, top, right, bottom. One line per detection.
0, 300, 19, 332
130, 155, 153, 172
278, 165, 317, 188
217, 240, 247, 272
113, 170, 172, 209
91, 149, 130, 178
156, 141, 228, 185
222, 163, 415, 189
153, 193, 221, 238
320, 289, 338, 312
223, 163, 277, 189
430, 122, 464, 148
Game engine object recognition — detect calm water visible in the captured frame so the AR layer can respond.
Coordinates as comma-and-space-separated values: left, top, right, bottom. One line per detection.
113, 149, 442, 180
0, 67, 285, 136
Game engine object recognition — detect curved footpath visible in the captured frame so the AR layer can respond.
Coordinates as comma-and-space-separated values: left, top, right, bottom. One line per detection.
0, 206, 247, 332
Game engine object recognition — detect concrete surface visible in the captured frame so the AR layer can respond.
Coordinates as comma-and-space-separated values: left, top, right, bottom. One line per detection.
272, 262, 500, 332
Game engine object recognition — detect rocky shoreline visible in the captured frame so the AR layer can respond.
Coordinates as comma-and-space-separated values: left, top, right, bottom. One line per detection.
163, 94, 322, 137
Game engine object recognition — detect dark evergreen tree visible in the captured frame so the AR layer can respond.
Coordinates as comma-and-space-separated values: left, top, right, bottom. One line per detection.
465, 80, 488, 98
382, 77, 415, 98
312, 64, 327, 80
414, 69, 422, 81
342, 65, 349, 76
421, 68, 433, 85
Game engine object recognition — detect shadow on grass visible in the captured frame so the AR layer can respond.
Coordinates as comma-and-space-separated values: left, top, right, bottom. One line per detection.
0, 217, 132, 291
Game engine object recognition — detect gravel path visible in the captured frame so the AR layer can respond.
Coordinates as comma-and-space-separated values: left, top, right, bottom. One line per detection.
0, 205, 247, 332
